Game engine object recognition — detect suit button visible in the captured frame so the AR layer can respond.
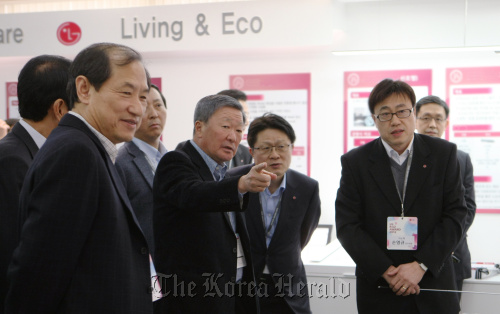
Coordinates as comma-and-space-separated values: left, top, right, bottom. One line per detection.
231, 276, 236, 282
233, 247, 237, 253
141, 247, 148, 255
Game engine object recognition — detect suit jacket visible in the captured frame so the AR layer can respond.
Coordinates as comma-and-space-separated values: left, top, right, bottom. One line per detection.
228, 165, 321, 314
453, 149, 476, 281
335, 134, 467, 314
231, 144, 253, 168
153, 140, 258, 313
116, 141, 156, 253
0, 123, 38, 314
5, 114, 153, 314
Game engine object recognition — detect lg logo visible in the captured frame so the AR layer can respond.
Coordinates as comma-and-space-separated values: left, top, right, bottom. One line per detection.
57, 22, 81, 46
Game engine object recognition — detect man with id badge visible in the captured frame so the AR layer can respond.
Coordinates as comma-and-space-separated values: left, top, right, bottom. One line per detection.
335, 79, 467, 314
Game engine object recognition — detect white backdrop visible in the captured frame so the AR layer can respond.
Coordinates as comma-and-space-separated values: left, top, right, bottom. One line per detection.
1, 0, 500, 263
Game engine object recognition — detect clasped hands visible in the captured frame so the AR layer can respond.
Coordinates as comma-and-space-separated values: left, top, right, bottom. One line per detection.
238, 162, 277, 193
382, 261, 425, 297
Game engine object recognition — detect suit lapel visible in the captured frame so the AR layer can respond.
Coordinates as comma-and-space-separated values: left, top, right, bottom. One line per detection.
183, 141, 234, 231
60, 115, 145, 232
127, 142, 154, 189
403, 134, 431, 215
249, 193, 267, 246
368, 138, 402, 216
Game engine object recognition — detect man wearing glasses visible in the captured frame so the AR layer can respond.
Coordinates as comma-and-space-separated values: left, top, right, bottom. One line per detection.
416, 95, 476, 298
228, 113, 321, 314
336, 79, 467, 314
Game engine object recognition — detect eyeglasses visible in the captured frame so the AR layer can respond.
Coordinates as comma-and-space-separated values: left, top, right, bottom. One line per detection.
252, 144, 292, 155
375, 108, 413, 122
417, 116, 446, 124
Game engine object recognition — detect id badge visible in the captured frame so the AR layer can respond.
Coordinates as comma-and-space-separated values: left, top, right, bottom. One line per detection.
387, 217, 418, 250
235, 233, 247, 268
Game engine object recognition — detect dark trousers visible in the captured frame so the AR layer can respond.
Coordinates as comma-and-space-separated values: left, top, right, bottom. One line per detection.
258, 274, 293, 314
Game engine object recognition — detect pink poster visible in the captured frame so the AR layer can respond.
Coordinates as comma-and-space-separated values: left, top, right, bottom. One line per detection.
343, 70, 432, 153
230, 73, 311, 176
446, 67, 500, 214
6, 82, 19, 119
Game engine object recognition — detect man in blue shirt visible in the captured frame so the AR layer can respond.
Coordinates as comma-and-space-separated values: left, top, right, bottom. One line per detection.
228, 113, 321, 314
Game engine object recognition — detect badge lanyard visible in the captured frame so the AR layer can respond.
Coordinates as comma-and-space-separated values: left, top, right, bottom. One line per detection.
259, 194, 283, 239
392, 150, 413, 218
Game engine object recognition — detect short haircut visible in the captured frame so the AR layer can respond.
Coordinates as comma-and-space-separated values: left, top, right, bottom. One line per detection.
217, 89, 247, 102
368, 79, 416, 114
5, 118, 19, 128
193, 95, 245, 129
67, 42, 149, 109
247, 113, 296, 148
416, 95, 449, 118
17, 55, 71, 121
150, 84, 167, 109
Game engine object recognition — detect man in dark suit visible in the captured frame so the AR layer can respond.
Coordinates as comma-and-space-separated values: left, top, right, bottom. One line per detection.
116, 84, 168, 253
5, 43, 154, 313
335, 79, 467, 314
0, 55, 70, 313
217, 89, 253, 168
153, 94, 276, 313
416, 95, 476, 295
228, 113, 321, 314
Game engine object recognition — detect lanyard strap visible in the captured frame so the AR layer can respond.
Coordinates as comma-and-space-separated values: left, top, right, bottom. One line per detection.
259, 194, 283, 238
392, 150, 413, 218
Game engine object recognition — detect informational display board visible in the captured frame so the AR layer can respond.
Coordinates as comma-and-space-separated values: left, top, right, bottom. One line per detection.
343, 69, 432, 153
446, 67, 500, 214
6, 82, 19, 119
230, 73, 310, 176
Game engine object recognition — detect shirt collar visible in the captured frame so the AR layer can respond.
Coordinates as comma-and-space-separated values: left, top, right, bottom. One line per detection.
132, 137, 168, 166
381, 134, 414, 165
263, 172, 287, 197
18, 119, 46, 149
190, 139, 227, 179
69, 111, 118, 164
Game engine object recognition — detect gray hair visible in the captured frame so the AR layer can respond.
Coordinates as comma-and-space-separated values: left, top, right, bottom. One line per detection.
415, 95, 449, 118
193, 94, 246, 127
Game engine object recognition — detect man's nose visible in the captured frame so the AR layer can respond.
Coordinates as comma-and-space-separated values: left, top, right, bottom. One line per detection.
132, 97, 146, 116
269, 147, 280, 158
390, 115, 402, 125
148, 106, 159, 119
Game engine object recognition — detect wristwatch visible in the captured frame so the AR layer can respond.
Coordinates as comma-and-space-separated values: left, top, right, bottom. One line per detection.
418, 261, 428, 272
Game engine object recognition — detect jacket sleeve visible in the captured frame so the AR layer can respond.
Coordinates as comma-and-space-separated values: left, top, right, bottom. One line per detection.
300, 180, 321, 249
335, 155, 394, 283
414, 145, 468, 277
6, 142, 102, 313
153, 150, 248, 213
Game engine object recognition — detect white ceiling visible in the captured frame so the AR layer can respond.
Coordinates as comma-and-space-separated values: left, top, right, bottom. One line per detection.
0, 0, 254, 14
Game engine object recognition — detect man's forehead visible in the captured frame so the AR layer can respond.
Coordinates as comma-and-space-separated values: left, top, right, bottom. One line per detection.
419, 103, 446, 115
377, 102, 409, 111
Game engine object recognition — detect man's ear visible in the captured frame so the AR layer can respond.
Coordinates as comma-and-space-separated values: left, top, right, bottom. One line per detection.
194, 120, 203, 138
249, 147, 254, 158
51, 99, 68, 121
75, 75, 91, 104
